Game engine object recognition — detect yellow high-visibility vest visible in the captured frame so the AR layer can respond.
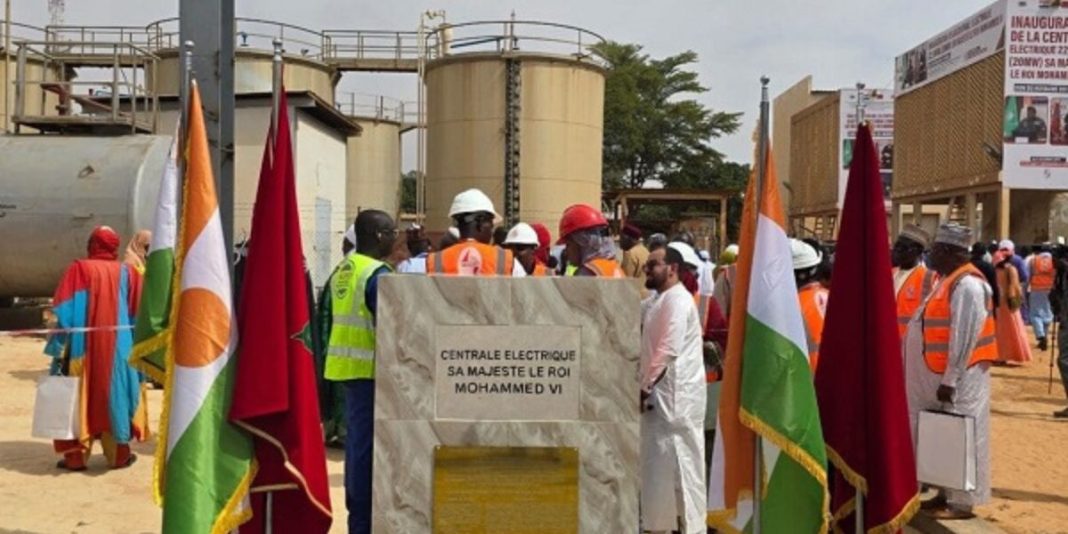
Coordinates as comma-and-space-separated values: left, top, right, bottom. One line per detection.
325, 253, 386, 381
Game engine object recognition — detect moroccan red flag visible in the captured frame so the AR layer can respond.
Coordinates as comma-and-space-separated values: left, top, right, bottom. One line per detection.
230, 88, 332, 533
814, 123, 919, 532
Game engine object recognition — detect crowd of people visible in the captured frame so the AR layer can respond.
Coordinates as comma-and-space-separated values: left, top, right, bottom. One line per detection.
40, 186, 1068, 532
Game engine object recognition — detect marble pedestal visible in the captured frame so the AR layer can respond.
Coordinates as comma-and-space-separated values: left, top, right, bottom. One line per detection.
372, 276, 640, 533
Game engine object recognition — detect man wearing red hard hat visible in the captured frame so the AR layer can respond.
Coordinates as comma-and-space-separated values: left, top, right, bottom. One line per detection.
558, 204, 624, 278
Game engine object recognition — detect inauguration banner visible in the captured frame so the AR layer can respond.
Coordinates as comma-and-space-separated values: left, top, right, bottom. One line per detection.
1002, 0, 1068, 188
839, 89, 894, 207
895, 1, 1007, 96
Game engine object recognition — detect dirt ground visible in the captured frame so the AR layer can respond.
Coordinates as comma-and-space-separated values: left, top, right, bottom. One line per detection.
980, 348, 1068, 534
0, 335, 347, 534
0, 334, 1066, 533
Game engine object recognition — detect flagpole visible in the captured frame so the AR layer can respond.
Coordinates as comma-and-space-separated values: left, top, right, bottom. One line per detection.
272, 39, 282, 138
855, 490, 865, 534
752, 74, 771, 534
179, 40, 194, 182
262, 41, 284, 534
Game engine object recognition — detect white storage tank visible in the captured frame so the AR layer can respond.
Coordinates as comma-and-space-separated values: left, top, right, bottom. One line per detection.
0, 134, 172, 297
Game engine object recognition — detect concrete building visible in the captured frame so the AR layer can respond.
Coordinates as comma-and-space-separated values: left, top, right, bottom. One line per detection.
772, 76, 833, 226
154, 92, 358, 285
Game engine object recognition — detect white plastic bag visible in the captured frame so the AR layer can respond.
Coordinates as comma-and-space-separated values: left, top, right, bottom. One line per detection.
32, 375, 80, 440
916, 409, 976, 491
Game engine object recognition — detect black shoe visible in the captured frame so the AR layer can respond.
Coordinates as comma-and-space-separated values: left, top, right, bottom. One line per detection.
1039, 337, 1048, 351
1054, 407, 1068, 419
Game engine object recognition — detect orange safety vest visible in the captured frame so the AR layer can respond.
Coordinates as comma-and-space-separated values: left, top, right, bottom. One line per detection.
895, 265, 936, 339
426, 240, 514, 276
798, 282, 828, 373
922, 263, 998, 374
1031, 255, 1055, 291
581, 258, 625, 278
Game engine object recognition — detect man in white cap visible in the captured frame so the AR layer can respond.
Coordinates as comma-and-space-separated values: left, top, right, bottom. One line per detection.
424, 189, 524, 276
892, 224, 935, 340
905, 222, 997, 520
503, 222, 550, 276
791, 238, 828, 371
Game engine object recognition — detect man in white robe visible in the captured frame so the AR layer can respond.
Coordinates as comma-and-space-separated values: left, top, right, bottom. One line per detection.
640, 246, 706, 534
905, 222, 993, 520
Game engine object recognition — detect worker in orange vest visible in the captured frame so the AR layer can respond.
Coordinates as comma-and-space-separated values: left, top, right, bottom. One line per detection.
892, 224, 936, 339
425, 189, 524, 276
791, 238, 828, 372
503, 222, 551, 276
558, 204, 624, 278
1027, 243, 1056, 350
904, 222, 997, 519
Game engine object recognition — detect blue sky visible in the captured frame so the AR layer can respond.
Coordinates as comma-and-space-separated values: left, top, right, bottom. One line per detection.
11, 0, 994, 169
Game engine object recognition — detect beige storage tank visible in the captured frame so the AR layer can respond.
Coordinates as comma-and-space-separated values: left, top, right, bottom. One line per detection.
151, 49, 336, 104
424, 22, 606, 238
146, 18, 337, 103
340, 93, 404, 220
1, 22, 63, 129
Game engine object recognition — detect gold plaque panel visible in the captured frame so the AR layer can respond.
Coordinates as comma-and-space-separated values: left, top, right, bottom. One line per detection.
433, 446, 579, 534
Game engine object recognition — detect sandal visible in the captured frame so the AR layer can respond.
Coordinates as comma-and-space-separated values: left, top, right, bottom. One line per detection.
111, 453, 138, 470
920, 494, 947, 510
56, 459, 87, 472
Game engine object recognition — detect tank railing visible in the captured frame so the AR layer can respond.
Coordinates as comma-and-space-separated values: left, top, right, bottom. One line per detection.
400, 100, 420, 127
335, 91, 406, 122
145, 17, 330, 60
425, 20, 607, 65
321, 29, 420, 62
42, 25, 157, 58
12, 41, 159, 133
0, 21, 49, 46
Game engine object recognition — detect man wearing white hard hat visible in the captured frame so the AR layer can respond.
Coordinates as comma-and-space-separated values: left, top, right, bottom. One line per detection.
791, 238, 828, 372
424, 189, 524, 276
503, 223, 550, 276
667, 242, 728, 496
639, 245, 706, 534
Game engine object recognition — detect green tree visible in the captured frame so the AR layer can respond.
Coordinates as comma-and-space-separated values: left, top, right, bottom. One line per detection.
399, 170, 417, 214
594, 41, 743, 190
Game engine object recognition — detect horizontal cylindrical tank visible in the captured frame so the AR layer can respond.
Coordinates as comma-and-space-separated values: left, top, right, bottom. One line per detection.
0, 134, 171, 297
150, 49, 337, 104
425, 52, 605, 239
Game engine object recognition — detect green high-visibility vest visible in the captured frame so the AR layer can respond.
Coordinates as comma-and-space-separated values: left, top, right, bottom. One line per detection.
325, 253, 386, 381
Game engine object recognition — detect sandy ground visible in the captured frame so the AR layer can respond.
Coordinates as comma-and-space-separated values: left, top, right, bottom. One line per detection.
979, 348, 1068, 534
0, 335, 347, 534
0, 334, 1066, 533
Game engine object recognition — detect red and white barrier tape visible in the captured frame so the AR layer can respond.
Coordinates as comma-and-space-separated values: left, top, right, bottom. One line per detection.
0, 325, 134, 337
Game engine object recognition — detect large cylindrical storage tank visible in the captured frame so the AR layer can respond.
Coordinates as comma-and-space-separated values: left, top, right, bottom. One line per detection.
425, 51, 605, 237
346, 116, 402, 220
0, 135, 171, 297
151, 49, 337, 104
